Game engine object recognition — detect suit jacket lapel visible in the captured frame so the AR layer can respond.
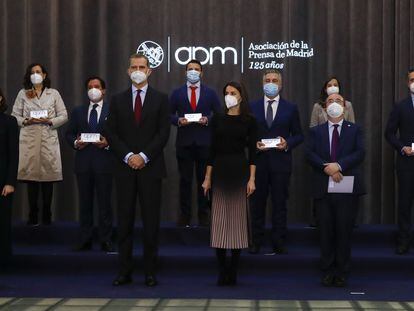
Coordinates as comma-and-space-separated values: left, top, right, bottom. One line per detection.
338, 121, 349, 158
80, 104, 90, 131
322, 122, 330, 160
97, 101, 109, 130
141, 86, 153, 123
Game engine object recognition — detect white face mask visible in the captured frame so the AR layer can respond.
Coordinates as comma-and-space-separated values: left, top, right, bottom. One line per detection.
225, 95, 239, 109
87, 88, 103, 102
186, 70, 201, 84
30, 73, 44, 85
410, 82, 414, 94
326, 86, 339, 96
326, 102, 344, 118
130, 70, 147, 85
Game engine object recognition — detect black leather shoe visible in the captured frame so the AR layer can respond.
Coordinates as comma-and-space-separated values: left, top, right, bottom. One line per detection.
145, 274, 158, 287
248, 245, 260, 254
321, 274, 335, 287
198, 213, 210, 227
101, 241, 114, 252
112, 275, 132, 286
273, 244, 288, 255
396, 244, 409, 255
27, 218, 39, 226
333, 276, 347, 287
72, 241, 92, 251
177, 215, 191, 227
227, 270, 237, 286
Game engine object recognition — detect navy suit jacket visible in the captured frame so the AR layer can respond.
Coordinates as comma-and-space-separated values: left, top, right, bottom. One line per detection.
65, 101, 114, 174
250, 97, 303, 173
170, 84, 221, 146
306, 120, 365, 199
384, 96, 414, 171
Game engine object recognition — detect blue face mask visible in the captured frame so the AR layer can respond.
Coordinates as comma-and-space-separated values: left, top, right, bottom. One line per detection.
186, 70, 201, 84
263, 83, 279, 98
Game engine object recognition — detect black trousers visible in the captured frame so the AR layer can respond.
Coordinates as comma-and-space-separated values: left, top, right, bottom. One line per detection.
76, 172, 113, 244
315, 193, 358, 277
250, 171, 290, 247
27, 181, 53, 221
396, 170, 414, 245
0, 193, 13, 265
115, 173, 161, 276
176, 144, 209, 218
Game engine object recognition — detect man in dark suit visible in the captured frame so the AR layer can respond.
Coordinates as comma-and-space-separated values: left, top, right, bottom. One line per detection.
385, 69, 414, 255
249, 69, 303, 254
170, 59, 221, 227
306, 93, 365, 287
105, 53, 170, 287
66, 76, 114, 252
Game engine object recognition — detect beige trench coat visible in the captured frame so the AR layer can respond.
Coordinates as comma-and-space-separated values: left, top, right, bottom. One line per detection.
12, 88, 68, 181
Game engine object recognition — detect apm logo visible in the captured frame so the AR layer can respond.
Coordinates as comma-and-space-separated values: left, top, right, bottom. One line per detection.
137, 38, 239, 71
137, 41, 164, 68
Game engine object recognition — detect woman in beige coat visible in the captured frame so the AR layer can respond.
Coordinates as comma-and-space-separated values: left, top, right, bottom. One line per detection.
309, 77, 355, 127
12, 63, 67, 225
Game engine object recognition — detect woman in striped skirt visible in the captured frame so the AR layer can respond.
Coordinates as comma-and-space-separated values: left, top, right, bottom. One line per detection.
202, 81, 257, 286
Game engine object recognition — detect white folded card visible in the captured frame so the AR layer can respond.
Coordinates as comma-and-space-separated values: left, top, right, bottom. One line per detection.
184, 113, 202, 122
81, 133, 100, 143
412, 143, 414, 149
30, 110, 48, 119
328, 176, 354, 193
261, 138, 281, 148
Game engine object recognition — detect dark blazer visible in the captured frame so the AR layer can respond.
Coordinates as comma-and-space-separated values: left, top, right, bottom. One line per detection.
65, 101, 114, 174
0, 113, 18, 187
384, 96, 414, 171
170, 84, 221, 146
306, 120, 365, 199
250, 97, 304, 173
104, 86, 170, 179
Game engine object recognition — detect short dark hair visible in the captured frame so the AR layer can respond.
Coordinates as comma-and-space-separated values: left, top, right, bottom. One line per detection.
23, 63, 51, 90
222, 81, 251, 118
85, 76, 106, 90
408, 68, 414, 79
185, 59, 203, 71
129, 53, 150, 67
0, 88, 7, 113
319, 76, 342, 107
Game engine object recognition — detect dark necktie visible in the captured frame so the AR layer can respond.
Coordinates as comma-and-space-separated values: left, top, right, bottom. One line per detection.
134, 89, 142, 123
89, 104, 98, 132
266, 100, 275, 128
190, 86, 197, 112
331, 124, 339, 162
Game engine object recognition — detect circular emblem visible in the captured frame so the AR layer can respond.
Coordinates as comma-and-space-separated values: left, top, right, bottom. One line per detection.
137, 41, 164, 68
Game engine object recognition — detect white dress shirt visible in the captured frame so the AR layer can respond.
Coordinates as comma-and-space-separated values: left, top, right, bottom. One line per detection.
328, 119, 343, 154
124, 83, 150, 165
264, 94, 280, 121
187, 81, 201, 105
87, 100, 103, 122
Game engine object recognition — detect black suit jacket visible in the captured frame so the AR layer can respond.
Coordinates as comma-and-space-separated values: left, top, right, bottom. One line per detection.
0, 113, 19, 187
384, 96, 414, 171
65, 101, 114, 174
104, 86, 170, 179
306, 120, 365, 199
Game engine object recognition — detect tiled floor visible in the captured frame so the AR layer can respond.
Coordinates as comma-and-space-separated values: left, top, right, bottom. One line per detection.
0, 298, 413, 310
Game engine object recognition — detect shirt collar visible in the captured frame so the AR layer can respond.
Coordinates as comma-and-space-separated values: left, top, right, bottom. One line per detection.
89, 99, 103, 108
132, 83, 148, 94
187, 81, 201, 89
264, 94, 280, 104
328, 119, 344, 128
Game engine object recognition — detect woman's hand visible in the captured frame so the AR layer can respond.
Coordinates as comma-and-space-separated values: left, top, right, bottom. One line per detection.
246, 178, 256, 197
1, 185, 15, 197
202, 177, 211, 196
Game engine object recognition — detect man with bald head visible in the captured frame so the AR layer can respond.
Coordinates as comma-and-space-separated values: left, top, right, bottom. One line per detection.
306, 93, 365, 287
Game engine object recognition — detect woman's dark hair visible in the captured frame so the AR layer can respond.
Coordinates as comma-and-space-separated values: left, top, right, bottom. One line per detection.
222, 81, 251, 117
0, 88, 7, 113
23, 63, 51, 90
318, 76, 342, 107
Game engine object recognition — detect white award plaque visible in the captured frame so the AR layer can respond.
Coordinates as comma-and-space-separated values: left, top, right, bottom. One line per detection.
261, 138, 281, 148
81, 133, 100, 143
184, 113, 202, 122
30, 110, 48, 119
